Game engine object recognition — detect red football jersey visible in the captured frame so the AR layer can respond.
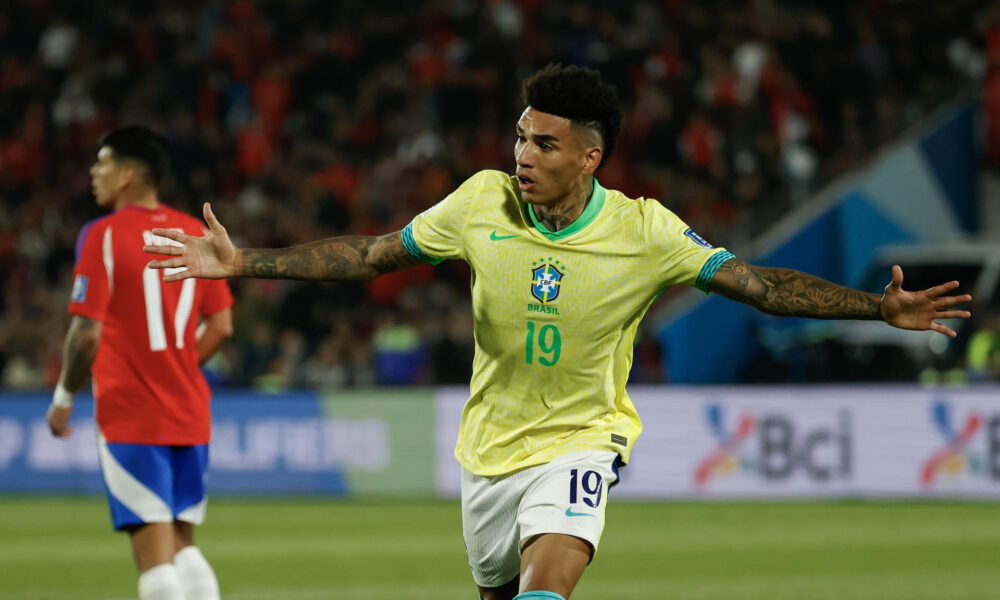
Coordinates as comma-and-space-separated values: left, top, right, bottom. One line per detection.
69, 204, 233, 445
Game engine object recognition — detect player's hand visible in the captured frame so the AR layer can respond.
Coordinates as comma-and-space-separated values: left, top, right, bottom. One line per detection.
47, 404, 74, 438
144, 203, 238, 281
879, 265, 972, 337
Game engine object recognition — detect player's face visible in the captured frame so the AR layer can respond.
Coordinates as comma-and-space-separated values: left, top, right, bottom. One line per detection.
514, 108, 598, 207
89, 146, 127, 208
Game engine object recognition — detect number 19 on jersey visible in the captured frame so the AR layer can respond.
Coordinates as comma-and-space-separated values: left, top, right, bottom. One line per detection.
525, 321, 561, 366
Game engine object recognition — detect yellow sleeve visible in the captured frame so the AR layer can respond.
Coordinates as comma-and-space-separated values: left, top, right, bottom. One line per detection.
643, 199, 735, 293
401, 171, 496, 263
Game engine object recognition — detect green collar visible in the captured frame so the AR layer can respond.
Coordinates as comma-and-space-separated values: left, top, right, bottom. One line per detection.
527, 178, 605, 240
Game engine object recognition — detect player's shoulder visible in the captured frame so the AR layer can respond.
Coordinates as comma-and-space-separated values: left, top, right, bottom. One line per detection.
599, 184, 676, 221
459, 169, 516, 194
141, 204, 210, 236
440, 170, 517, 216
74, 214, 113, 259
601, 184, 661, 209
77, 214, 113, 239
597, 185, 691, 248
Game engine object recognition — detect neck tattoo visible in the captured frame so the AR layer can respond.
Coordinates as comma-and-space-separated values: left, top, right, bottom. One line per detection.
537, 183, 592, 233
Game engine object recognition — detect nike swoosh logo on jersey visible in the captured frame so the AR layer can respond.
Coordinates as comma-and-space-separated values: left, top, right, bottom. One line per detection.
490, 231, 521, 241
565, 507, 596, 518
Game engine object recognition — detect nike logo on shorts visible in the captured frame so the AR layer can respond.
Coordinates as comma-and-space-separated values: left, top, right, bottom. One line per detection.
565, 507, 596, 518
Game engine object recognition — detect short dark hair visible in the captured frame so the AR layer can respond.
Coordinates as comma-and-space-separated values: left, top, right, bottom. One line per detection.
98, 126, 170, 187
522, 64, 622, 168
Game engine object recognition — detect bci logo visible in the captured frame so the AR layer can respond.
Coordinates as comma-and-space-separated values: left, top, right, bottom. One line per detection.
921, 400, 1000, 487
694, 404, 852, 487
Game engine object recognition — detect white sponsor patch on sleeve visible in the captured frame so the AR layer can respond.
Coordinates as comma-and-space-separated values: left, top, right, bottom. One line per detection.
683, 227, 714, 249
71, 275, 89, 303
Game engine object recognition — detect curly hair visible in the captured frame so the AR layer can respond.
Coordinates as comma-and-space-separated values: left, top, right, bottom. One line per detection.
522, 64, 622, 168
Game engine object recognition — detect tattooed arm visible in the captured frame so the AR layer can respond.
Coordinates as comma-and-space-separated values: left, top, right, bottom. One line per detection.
709, 258, 882, 319
48, 315, 103, 437
144, 203, 423, 282
235, 232, 422, 280
710, 258, 972, 337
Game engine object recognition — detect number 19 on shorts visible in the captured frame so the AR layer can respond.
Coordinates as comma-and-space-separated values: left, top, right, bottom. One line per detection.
569, 468, 603, 508
525, 321, 561, 366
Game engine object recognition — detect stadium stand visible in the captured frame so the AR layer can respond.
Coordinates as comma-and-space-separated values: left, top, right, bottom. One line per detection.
0, 0, 993, 389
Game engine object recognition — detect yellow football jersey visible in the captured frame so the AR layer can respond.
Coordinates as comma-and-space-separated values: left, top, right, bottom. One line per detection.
403, 170, 734, 476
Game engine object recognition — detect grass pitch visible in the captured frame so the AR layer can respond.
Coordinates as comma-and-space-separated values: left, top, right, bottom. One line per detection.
3, 497, 999, 599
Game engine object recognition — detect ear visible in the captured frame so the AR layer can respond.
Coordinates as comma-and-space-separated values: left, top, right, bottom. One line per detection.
117, 164, 138, 190
581, 145, 603, 176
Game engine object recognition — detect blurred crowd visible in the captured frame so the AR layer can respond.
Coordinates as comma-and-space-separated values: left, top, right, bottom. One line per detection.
0, 0, 995, 391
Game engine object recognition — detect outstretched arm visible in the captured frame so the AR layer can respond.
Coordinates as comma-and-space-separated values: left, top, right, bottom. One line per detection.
234, 232, 420, 281
48, 315, 103, 437
709, 258, 972, 337
145, 203, 424, 282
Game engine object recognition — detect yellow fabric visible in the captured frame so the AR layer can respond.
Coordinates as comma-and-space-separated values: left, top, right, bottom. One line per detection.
408, 170, 731, 476
966, 329, 998, 371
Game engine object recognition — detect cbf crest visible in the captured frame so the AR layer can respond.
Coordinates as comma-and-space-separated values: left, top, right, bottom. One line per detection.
530, 258, 566, 304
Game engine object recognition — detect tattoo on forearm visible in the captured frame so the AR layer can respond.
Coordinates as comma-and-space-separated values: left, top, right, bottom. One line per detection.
238, 232, 422, 281
714, 260, 882, 320
60, 317, 101, 392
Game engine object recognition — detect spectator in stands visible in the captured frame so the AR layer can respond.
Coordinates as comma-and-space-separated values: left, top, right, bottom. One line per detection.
0, 0, 989, 388
966, 313, 1000, 382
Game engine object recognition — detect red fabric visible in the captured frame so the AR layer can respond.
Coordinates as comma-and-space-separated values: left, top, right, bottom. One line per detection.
196, 85, 219, 123
69, 204, 233, 444
987, 25, 1000, 63
315, 164, 360, 202
680, 119, 719, 170
252, 73, 291, 136
409, 51, 446, 86
1, 137, 43, 183
713, 73, 740, 106
365, 263, 434, 305
135, 23, 159, 65
236, 125, 272, 175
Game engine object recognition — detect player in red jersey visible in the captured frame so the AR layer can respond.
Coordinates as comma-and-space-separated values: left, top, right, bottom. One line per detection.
48, 126, 234, 600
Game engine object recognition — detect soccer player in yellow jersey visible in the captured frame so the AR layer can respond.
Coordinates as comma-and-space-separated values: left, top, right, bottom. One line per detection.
146, 64, 972, 600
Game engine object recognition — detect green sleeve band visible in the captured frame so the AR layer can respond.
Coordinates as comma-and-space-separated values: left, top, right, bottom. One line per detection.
696, 250, 735, 294
401, 223, 442, 265
512, 592, 566, 600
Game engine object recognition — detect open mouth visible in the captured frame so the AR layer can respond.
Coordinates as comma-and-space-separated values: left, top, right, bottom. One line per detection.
517, 174, 535, 190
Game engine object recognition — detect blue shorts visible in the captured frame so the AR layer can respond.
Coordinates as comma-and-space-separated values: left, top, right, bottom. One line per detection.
97, 433, 209, 531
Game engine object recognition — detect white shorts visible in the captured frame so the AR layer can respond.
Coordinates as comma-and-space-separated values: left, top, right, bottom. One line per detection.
461, 450, 621, 588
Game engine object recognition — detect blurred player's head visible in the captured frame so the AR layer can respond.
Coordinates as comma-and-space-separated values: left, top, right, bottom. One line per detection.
91, 126, 170, 208
516, 64, 622, 206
